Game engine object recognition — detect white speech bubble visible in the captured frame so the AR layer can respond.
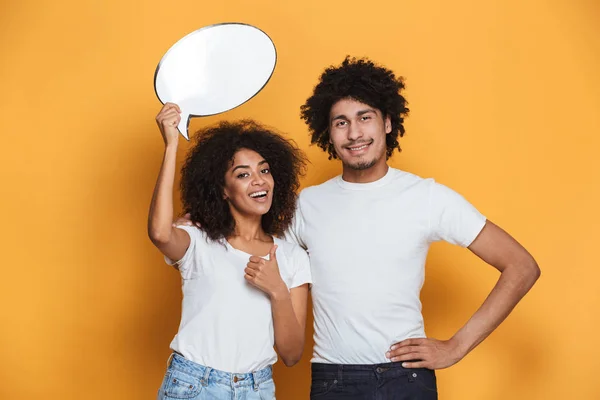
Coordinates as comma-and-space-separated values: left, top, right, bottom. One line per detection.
154, 23, 277, 140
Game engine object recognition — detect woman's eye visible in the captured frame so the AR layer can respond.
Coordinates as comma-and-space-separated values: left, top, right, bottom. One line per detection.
237, 172, 249, 178
261, 168, 270, 174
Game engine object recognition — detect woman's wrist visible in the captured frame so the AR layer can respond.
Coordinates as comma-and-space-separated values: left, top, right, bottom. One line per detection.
269, 282, 290, 301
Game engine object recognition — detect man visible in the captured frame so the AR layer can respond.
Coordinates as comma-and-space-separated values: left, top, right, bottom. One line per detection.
286, 57, 540, 399
176, 56, 540, 399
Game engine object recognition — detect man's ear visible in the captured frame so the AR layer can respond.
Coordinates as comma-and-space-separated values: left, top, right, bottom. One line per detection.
384, 115, 392, 134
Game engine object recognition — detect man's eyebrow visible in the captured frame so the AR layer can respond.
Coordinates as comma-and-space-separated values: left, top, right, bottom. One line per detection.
356, 108, 377, 116
331, 114, 348, 122
331, 108, 377, 122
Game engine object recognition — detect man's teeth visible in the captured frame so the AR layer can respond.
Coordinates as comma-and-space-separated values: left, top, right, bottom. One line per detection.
349, 144, 369, 151
250, 191, 267, 198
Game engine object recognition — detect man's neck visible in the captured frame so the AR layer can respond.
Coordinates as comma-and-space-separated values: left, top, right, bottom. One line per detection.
341, 162, 389, 184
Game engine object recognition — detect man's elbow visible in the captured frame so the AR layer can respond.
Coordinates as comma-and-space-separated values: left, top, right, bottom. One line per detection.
529, 259, 541, 284
520, 256, 541, 288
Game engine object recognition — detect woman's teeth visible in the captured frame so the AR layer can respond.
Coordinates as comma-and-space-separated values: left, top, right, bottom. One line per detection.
249, 191, 267, 198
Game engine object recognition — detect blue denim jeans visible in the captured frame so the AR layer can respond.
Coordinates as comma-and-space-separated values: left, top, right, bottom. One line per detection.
157, 353, 276, 400
310, 362, 437, 399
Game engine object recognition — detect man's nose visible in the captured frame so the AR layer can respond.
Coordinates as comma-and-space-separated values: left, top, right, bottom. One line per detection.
347, 122, 363, 141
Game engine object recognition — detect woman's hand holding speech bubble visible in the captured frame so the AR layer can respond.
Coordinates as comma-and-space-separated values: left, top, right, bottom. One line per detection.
155, 103, 181, 147
154, 23, 277, 140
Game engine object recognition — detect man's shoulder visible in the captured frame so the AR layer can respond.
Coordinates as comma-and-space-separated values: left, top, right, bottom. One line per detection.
274, 237, 308, 260
388, 167, 425, 180
297, 169, 436, 198
388, 168, 436, 191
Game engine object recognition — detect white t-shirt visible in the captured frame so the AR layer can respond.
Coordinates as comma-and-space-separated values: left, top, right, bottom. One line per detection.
285, 167, 486, 364
165, 226, 312, 373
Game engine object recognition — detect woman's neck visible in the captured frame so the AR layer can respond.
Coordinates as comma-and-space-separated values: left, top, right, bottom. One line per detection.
229, 214, 269, 242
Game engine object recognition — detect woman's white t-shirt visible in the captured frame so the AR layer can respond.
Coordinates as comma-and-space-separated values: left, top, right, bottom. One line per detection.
165, 226, 312, 373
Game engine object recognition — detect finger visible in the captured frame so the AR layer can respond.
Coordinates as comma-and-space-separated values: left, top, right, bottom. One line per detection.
164, 102, 180, 111
167, 102, 181, 112
246, 266, 260, 274
161, 109, 180, 118
244, 268, 256, 277
158, 114, 180, 127
161, 112, 181, 125
269, 244, 278, 261
390, 352, 423, 362
387, 345, 423, 358
391, 338, 425, 350
249, 256, 263, 263
173, 219, 193, 226
159, 108, 181, 118
158, 103, 178, 117
401, 361, 429, 369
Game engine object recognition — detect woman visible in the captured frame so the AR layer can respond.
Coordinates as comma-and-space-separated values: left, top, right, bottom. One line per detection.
149, 103, 311, 400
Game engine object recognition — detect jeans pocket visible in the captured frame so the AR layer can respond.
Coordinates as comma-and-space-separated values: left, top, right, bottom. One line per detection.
411, 369, 437, 393
310, 379, 338, 398
159, 368, 203, 399
258, 378, 276, 400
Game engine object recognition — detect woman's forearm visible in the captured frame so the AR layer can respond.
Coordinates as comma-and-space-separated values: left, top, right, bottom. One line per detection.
270, 288, 305, 367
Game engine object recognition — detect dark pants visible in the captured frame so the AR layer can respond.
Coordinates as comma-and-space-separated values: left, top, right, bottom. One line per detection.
310, 362, 438, 400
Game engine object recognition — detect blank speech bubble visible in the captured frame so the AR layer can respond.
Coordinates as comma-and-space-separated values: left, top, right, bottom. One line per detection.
154, 23, 277, 140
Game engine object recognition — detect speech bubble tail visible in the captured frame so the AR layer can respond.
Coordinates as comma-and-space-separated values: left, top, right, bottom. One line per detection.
177, 115, 191, 141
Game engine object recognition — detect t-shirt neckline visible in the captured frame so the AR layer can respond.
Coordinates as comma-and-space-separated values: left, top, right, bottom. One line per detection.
224, 237, 277, 259
335, 167, 395, 191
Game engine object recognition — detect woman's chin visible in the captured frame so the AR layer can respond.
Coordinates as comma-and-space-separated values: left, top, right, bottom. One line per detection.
234, 203, 273, 218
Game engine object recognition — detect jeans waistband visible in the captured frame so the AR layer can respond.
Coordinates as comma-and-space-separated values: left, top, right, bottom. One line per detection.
311, 361, 431, 380
168, 353, 272, 389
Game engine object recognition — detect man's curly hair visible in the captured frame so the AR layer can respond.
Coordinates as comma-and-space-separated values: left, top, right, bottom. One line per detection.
180, 120, 306, 241
300, 56, 409, 160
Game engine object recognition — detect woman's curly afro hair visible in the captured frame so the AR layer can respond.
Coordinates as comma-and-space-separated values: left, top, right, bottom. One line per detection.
300, 56, 409, 160
180, 120, 306, 241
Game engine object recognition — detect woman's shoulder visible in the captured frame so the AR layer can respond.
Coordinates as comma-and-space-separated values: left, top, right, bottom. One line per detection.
172, 225, 222, 249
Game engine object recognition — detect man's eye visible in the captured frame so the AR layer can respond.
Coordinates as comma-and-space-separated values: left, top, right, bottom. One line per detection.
361, 115, 372, 121
336, 121, 347, 127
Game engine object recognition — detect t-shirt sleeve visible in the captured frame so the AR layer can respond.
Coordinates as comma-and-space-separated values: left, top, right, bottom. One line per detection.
428, 181, 487, 247
164, 225, 204, 279
282, 198, 307, 250
289, 245, 312, 289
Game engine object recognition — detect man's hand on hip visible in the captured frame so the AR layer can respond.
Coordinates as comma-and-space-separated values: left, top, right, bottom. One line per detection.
386, 337, 464, 369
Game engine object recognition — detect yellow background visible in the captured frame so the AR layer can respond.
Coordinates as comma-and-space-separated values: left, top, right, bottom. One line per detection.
2, 0, 599, 398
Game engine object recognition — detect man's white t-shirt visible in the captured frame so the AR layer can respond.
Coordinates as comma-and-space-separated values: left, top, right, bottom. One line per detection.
165, 226, 312, 373
285, 168, 486, 365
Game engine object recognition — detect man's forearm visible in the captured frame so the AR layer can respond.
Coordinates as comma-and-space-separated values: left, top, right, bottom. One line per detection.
451, 260, 540, 357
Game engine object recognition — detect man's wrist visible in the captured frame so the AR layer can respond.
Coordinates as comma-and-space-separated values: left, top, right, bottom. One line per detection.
448, 335, 470, 359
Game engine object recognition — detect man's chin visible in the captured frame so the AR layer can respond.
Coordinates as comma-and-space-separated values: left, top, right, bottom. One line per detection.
343, 159, 377, 171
